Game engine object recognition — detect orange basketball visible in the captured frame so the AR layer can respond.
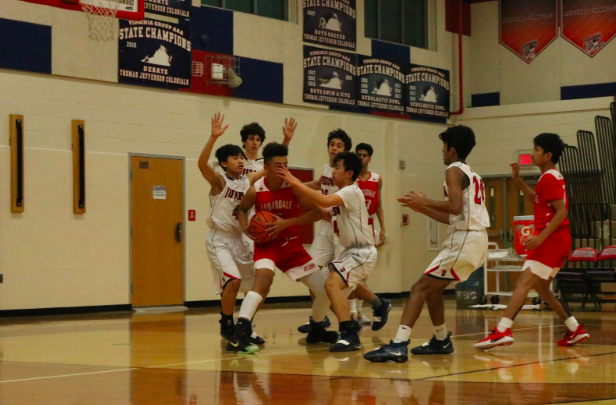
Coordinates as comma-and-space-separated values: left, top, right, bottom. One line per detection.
249, 211, 277, 243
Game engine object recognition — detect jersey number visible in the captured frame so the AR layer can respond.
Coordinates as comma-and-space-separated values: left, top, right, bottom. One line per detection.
232, 206, 239, 220
473, 177, 485, 205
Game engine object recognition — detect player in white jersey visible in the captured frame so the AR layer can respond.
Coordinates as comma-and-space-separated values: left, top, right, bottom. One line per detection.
198, 113, 267, 345
240, 119, 297, 174
297, 129, 353, 333
279, 152, 392, 352
365, 125, 489, 363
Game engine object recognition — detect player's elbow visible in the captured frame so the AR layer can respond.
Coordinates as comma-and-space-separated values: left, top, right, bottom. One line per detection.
451, 204, 463, 216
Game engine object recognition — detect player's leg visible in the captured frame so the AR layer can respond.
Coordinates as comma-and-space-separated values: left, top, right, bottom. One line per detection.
354, 281, 391, 331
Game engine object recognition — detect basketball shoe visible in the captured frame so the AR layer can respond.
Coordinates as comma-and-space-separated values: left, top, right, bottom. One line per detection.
557, 324, 589, 346
371, 297, 392, 331
306, 319, 339, 344
474, 328, 514, 349
364, 340, 410, 363
330, 320, 362, 352
411, 332, 454, 355
220, 314, 234, 340
226, 319, 259, 354
353, 312, 372, 325
297, 316, 331, 333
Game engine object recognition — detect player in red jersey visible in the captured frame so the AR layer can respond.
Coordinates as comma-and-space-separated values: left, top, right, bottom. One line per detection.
476, 133, 589, 349
228, 142, 338, 353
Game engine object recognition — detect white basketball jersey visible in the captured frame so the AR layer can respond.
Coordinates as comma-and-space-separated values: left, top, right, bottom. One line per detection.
243, 158, 263, 175
444, 162, 490, 232
320, 164, 338, 196
333, 184, 375, 248
206, 175, 250, 233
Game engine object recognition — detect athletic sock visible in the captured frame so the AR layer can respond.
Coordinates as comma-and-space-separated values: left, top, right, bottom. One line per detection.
393, 325, 412, 343
370, 296, 382, 310
434, 323, 448, 341
356, 299, 364, 313
238, 291, 263, 321
348, 298, 357, 314
565, 316, 579, 332
496, 317, 513, 333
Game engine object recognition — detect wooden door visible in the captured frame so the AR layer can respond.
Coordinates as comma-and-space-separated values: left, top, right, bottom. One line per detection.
131, 156, 184, 307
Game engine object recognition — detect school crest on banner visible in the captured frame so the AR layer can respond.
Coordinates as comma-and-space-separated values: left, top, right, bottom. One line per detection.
499, 0, 558, 63
561, 0, 616, 57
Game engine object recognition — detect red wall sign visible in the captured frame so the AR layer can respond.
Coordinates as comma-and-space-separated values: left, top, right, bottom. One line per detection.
562, 0, 616, 57
188, 210, 196, 221
500, 0, 559, 63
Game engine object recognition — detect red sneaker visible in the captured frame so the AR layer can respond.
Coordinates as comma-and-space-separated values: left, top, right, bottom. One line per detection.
557, 325, 589, 347
474, 328, 514, 349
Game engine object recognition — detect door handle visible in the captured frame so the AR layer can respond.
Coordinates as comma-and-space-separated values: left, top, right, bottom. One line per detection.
175, 223, 182, 243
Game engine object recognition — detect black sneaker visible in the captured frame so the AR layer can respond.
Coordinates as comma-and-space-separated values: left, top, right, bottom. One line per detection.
411, 332, 454, 355
220, 315, 234, 340
330, 320, 361, 352
298, 316, 331, 334
371, 298, 392, 331
248, 323, 265, 345
363, 340, 410, 363
226, 337, 259, 354
306, 319, 339, 344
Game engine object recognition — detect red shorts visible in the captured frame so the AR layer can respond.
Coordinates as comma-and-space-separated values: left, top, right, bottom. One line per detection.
524, 227, 572, 279
254, 237, 318, 281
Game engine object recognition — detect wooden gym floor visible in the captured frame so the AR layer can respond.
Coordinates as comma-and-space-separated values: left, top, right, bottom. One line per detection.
0, 298, 615, 405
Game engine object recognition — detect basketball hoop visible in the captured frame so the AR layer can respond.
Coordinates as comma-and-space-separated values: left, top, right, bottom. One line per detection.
80, 0, 120, 41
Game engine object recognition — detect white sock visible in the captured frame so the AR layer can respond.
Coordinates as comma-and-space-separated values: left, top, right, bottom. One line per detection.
356, 299, 364, 313
300, 270, 330, 322
565, 316, 579, 332
434, 323, 448, 341
393, 325, 412, 343
497, 317, 513, 333
238, 291, 262, 321
348, 298, 357, 313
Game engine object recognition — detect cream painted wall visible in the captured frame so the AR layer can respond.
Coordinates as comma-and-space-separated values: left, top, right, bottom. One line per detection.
471, 1, 616, 105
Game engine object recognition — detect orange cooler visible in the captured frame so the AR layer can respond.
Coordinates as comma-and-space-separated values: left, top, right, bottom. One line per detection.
512, 215, 535, 256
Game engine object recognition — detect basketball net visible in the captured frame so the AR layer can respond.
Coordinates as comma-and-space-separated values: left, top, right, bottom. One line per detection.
80, 0, 119, 41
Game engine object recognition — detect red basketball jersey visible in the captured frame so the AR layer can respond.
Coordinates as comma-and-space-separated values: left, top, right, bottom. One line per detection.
534, 169, 570, 231
357, 172, 379, 223
254, 177, 300, 239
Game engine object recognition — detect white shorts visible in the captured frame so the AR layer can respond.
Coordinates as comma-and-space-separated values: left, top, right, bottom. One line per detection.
310, 221, 339, 267
206, 229, 255, 294
329, 245, 377, 289
424, 230, 488, 282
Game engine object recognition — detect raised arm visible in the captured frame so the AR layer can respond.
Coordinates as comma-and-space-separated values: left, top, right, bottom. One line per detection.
281, 117, 297, 147
237, 185, 257, 240
198, 113, 229, 195
277, 166, 342, 208
247, 169, 267, 185
511, 163, 535, 203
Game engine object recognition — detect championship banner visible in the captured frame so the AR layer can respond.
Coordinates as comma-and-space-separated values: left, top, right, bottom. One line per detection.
499, 0, 558, 63
356, 56, 405, 113
406, 64, 450, 119
303, 0, 356, 50
562, 0, 616, 57
118, 19, 191, 89
303, 46, 357, 107
144, 0, 190, 19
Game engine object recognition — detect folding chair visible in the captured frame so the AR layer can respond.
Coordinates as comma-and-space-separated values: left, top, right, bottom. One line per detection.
555, 248, 601, 310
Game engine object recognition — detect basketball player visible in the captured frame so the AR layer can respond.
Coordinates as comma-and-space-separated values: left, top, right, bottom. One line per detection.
228, 142, 338, 354
278, 152, 391, 352
350, 142, 386, 325
364, 125, 489, 363
198, 113, 266, 346
297, 129, 353, 333
240, 119, 296, 174
475, 133, 589, 349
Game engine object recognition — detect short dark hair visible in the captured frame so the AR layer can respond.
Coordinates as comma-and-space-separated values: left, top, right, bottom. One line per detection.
333, 152, 362, 181
439, 125, 476, 160
215, 144, 245, 168
355, 143, 373, 157
240, 123, 266, 145
534, 133, 565, 163
262, 142, 288, 165
327, 129, 352, 151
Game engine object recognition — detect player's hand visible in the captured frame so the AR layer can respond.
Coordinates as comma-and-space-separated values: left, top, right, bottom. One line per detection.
375, 229, 386, 247
511, 163, 521, 180
523, 234, 544, 250
276, 166, 300, 185
397, 192, 426, 211
321, 208, 333, 222
266, 214, 288, 238
211, 113, 229, 138
242, 226, 258, 242
282, 117, 297, 142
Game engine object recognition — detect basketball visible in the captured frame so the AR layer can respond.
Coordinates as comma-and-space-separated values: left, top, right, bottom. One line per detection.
249, 211, 277, 243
